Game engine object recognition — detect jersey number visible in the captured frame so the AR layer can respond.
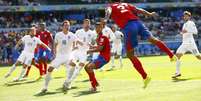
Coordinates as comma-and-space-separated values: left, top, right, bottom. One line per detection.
116, 3, 128, 13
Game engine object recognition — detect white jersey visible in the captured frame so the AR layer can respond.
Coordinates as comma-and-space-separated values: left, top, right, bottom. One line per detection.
75, 29, 96, 51
181, 20, 198, 45
54, 31, 77, 56
176, 20, 200, 56
21, 35, 42, 54
102, 26, 115, 42
113, 31, 123, 46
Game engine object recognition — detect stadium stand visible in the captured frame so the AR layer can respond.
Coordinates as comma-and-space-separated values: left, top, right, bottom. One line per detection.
0, 1, 201, 65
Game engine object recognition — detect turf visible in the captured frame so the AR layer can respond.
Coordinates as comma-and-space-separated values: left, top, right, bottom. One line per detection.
0, 55, 201, 101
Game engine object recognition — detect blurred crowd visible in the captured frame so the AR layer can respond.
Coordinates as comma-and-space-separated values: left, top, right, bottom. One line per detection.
1, 5, 201, 64
0, 0, 201, 6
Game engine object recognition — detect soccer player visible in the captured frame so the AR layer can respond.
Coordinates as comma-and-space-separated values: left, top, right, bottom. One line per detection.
110, 25, 124, 70
4, 27, 51, 81
100, 18, 115, 41
24, 23, 53, 79
172, 11, 201, 78
64, 19, 96, 88
85, 22, 111, 92
99, 18, 115, 71
40, 20, 81, 93
105, 0, 177, 88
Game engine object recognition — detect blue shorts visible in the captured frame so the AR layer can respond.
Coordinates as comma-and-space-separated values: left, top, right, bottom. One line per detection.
122, 20, 152, 52
34, 48, 52, 62
92, 55, 108, 69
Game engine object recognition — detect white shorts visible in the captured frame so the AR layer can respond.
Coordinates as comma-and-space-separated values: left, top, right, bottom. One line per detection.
50, 55, 70, 69
176, 44, 200, 56
112, 43, 122, 55
17, 51, 34, 66
71, 50, 88, 63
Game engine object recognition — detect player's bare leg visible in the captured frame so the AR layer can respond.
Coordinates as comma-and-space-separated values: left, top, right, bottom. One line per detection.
40, 66, 54, 93
127, 49, 151, 88
4, 61, 21, 78
148, 37, 177, 62
85, 63, 99, 92
172, 53, 183, 78
196, 55, 201, 60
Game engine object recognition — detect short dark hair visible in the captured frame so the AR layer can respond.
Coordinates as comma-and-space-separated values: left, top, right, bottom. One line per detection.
110, 0, 121, 2
62, 20, 70, 26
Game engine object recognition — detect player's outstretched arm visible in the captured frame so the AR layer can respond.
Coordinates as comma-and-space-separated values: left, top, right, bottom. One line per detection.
87, 46, 104, 54
40, 42, 51, 51
136, 8, 158, 17
15, 39, 23, 49
105, 7, 112, 21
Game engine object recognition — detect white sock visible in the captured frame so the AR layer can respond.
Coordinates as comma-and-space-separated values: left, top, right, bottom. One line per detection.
44, 72, 51, 90
7, 64, 16, 75
70, 65, 83, 82
119, 56, 123, 67
176, 60, 181, 74
111, 55, 115, 67
65, 66, 75, 83
18, 68, 26, 79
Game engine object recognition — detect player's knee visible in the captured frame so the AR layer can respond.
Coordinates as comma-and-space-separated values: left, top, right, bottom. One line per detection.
22, 64, 28, 69
176, 53, 182, 60
79, 63, 85, 67
148, 37, 158, 44
196, 55, 201, 60
48, 67, 54, 72
85, 63, 93, 71
126, 51, 134, 59
69, 61, 76, 67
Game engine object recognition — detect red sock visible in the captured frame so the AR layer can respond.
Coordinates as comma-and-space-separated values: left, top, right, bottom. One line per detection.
129, 56, 147, 79
38, 63, 43, 76
43, 62, 47, 75
155, 40, 174, 58
34, 63, 40, 69
25, 66, 31, 77
85, 70, 98, 88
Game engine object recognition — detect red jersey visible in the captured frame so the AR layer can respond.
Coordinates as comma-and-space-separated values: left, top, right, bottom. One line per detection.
36, 30, 53, 49
96, 34, 111, 62
109, 3, 142, 29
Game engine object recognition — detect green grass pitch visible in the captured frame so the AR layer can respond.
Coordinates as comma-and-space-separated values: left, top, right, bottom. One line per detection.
0, 55, 201, 101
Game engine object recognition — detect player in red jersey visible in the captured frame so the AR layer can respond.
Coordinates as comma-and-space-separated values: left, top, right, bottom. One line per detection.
85, 22, 111, 92
105, 0, 177, 88
24, 23, 53, 79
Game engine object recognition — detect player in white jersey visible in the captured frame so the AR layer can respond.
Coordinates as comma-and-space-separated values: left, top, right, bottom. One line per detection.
4, 27, 51, 81
99, 18, 115, 71
40, 20, 82, 94
100, 18, 115, 41
110, 25, 124, 70
65, 19, 96, 88
172, 11, 201, 78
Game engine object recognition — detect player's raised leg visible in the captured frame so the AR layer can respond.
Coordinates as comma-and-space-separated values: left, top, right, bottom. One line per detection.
4, 60, 21, 78
148, 37, 176, 61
